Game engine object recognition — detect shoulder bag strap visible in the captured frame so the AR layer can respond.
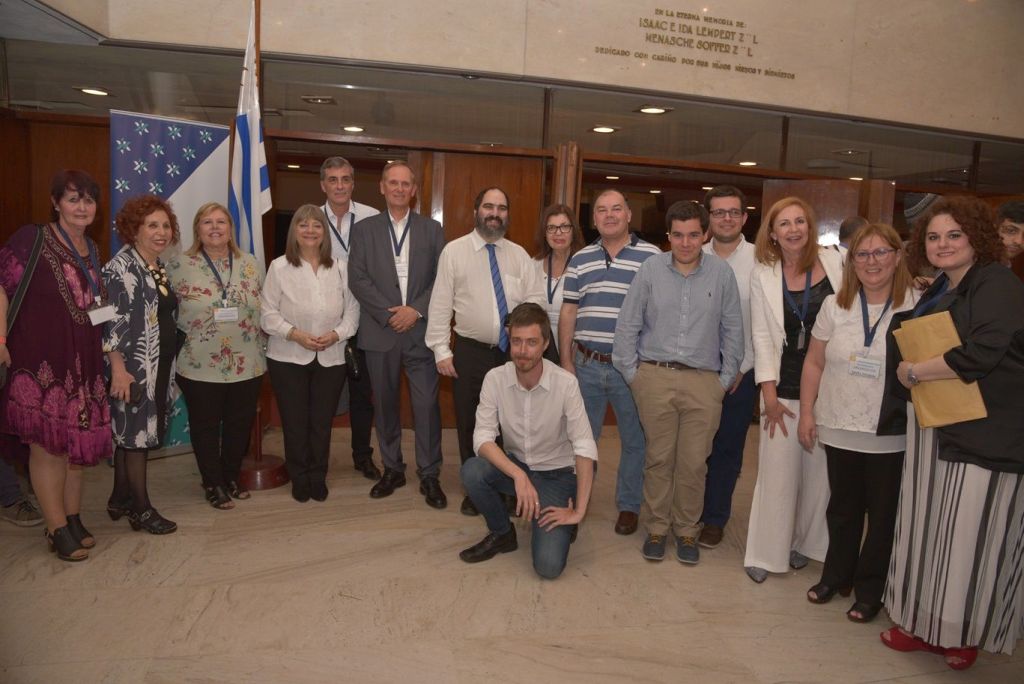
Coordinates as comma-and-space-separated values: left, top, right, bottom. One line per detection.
7, 225, 47, 330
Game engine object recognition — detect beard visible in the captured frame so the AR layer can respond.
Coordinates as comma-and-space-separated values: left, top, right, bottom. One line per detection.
476, 214, 507, 241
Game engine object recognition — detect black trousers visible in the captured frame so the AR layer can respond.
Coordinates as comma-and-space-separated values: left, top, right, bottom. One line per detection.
345, 343, 375, 464
452, 334, 508, 464
820, 444, 904, 606
177, 374, 263, 487
267, 357, 347, 488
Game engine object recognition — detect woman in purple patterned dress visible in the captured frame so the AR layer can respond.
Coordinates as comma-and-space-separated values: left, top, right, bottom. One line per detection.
0, 170, 112, 562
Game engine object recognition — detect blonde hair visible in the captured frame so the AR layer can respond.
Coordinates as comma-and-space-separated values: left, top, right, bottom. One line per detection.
185, 202, 242, 258
835, 223, 912, 310
285, 204, 333, 268
754, 196, 819, 272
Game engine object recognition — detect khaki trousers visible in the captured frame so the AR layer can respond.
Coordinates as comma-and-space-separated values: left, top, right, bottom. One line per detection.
632, 363, 725, 538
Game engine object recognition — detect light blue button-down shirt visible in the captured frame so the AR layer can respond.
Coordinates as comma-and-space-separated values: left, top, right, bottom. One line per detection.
612, 251, 744, 388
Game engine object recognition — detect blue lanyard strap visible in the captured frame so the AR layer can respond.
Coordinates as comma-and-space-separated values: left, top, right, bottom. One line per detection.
912, 274, 949, 317
387, 214, 411, 257
782, 269, 812, 325
54, 223, 101, 297
859, 290, 892, 349
201, 248, 233, 301
325, 210, 352, 253
546, 252, 565, 305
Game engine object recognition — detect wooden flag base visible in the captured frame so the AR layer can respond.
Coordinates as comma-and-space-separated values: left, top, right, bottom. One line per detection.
238, 404, 289, 491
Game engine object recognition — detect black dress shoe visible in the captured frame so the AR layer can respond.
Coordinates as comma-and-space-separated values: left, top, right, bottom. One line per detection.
310, 481, 329, 502
419, 477, 447, 509
128, 508, 177, 535
460, 495, 480, 516
354, 459, 381, 481
292, 481, 310, 503
459, 526, 518, 563
614, 511, 639, 535
370, 468, 406, 498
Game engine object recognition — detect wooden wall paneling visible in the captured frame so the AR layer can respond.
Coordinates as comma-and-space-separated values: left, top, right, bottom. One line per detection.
857, 180, 896, 226
763, 179, 874, 244
0, 115, 31, 245
553, 142, 583, 216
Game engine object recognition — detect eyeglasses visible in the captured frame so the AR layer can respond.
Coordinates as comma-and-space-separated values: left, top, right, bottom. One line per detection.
546, 224, 574, 234
852, 247, 897, 263
709, 209, 744, 219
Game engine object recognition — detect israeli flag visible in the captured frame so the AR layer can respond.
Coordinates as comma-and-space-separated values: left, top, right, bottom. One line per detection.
228, 1, 272, 270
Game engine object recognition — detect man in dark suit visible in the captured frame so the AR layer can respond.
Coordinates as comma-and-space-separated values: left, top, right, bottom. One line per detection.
348, 161, 447, 509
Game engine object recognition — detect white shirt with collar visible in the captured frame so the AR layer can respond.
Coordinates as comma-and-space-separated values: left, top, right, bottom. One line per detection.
426, 230, 545, 362
260, 255, 361, 366
472, 359, 598, 471
703, 237, 755, 374
384, 210, 413, 305
322, 200, 380, 262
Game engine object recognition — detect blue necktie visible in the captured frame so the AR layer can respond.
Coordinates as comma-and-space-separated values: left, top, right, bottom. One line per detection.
486, 243, 508, 352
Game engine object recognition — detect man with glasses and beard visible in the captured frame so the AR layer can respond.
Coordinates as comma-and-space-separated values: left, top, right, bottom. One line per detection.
426, 187, 544, 516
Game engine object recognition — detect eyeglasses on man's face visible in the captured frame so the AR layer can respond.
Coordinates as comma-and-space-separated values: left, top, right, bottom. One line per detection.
546, 224, 573, 234
709, 209, 744, 219
852, 247, 897, 263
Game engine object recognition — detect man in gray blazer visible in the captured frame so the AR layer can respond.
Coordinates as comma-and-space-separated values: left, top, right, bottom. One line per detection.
348, 161, 447, 509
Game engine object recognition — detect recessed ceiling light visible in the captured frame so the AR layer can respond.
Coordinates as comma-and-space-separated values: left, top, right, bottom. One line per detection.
701, 186, 713, 191
462, 74, 479, 80
606, 175, 620, 180
75, 86, 109, 96
300, 95, 335, 105
746, 206, 757, 211
833, 148, 864, 156
849, 176, 863, 181
636, 105, 670, 115
649, 189, 661, 194
342, 125, 365, 133
479, 141, 503, 147
592, 126, 618, 134
286, 164, 300, 169
738, 161, 757, 167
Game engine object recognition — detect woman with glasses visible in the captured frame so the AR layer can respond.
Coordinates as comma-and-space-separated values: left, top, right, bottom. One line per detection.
533, 204, 584, 362
797, 224, 914, 623
881, 196, 1024, 669
744, 196, 844, 584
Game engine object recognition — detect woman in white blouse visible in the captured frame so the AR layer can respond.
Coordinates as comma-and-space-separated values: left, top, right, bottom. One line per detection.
532, 204, 584, 362
797, 223, 914, 623
261, 205, 360, 503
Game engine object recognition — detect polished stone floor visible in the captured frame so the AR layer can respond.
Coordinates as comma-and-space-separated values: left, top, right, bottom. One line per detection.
1, 426, 1022, 683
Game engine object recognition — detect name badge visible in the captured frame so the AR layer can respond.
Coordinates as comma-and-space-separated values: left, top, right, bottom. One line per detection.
395, 262, 409, 278
214, 306, 239, 323
88, 304, 116, 326
849, 352, 882, 379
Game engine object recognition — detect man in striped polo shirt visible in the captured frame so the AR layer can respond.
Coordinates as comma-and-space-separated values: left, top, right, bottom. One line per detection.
558, 189, 661, 535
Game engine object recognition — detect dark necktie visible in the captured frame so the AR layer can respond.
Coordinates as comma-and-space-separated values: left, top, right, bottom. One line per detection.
485, 243, 508, 352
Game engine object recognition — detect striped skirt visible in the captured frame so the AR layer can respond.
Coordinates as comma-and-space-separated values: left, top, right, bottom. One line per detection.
884, 404, 1024, 654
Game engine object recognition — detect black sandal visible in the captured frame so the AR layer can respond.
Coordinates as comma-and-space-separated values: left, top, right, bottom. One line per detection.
226, 480, 251, 500
45, 526, 88, 562
203, 485, 235, 510
806, 582, 852, 604
107, 497, 132, 521
66, 514, 96, 549
128, 508, 178, 535
846, 601, 881, 623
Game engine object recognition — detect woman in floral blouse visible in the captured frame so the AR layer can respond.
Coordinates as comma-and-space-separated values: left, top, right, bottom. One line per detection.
168, 202, 266, 510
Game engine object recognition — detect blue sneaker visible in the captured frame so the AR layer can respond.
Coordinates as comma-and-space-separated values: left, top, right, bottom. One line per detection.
676, 536, 700, 565
642, 534, 667, 561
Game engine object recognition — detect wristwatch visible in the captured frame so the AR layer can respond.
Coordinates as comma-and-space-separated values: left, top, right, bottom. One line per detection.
907, 364, 920, 386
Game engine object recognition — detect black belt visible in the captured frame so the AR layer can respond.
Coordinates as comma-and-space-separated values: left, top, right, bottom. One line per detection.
456, 333, 501, 352
641, 359, 695, 371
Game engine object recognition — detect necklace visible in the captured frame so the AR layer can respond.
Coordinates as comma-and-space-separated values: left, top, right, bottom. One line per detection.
136, 249, 170, 296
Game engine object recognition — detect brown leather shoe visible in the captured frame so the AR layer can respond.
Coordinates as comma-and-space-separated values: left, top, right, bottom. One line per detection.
614, 511, 638, 535
698, 524, 724, 549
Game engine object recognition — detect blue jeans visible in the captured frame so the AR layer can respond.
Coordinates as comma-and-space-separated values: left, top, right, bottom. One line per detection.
574, 349, 646, 513
701, 370, 756, 527
0, 458, 25, 507
461, 455, 577, 579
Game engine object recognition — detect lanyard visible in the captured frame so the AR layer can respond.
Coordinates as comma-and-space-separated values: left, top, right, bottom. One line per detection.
912, 274, 949, 318
201, 248, 233, 303
546, 252, 566, 305
387, 214, 411, 257
325, 209, 353, 253
859, 290, 892, 349
782, 269, 812, 325
55, 223, 101, 297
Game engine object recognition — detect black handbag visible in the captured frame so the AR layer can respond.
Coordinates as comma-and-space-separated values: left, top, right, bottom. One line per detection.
344, 338, 361, 381
1, 226, 46, 388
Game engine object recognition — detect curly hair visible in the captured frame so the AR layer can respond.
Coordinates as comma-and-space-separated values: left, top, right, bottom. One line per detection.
114, 194, 181, 247
906, 195, 1002, 275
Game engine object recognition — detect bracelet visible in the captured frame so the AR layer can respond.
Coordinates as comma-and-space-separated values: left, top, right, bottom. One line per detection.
907, 364, 920, 386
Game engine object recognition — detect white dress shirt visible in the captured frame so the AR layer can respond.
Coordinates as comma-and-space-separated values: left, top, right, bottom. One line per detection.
323, 200, 380, 262
534, 256, 566, 340
473, 359, 598, 471
260, 255, 360, 366
426, 230, 545, 362
703, 237, 755, 374
385, 210, 412, 305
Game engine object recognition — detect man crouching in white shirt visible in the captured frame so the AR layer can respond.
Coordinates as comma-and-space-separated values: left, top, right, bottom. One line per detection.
459, 303, 597, 578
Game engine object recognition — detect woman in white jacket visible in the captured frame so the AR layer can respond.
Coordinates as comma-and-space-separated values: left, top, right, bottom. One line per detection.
743, 197, 844, 583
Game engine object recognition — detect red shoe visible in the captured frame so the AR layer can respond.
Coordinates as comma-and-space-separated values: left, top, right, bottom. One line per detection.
944, 647, 978, 670
879, 627, 943, 654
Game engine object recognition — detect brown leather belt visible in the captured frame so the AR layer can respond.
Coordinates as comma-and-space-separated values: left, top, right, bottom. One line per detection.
575, 342, 612, 364
641, 359, 695, 371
